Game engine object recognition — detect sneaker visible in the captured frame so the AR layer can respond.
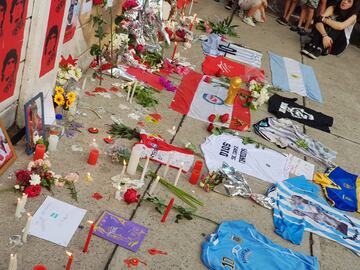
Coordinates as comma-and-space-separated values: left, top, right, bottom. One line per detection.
276, 17, 289, 26
298, 28, 311, 36
242, 16, 256, 27
225, 0, 233, 9
290, 25, 300, 32
300, 43, 312, 56
307, 47, 322, 59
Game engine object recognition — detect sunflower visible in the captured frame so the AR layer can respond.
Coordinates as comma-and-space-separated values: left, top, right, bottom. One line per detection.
55, 86, 65, 95
64, 99, 73, 110
66, 91, 76, 102
54, 94, 65, 106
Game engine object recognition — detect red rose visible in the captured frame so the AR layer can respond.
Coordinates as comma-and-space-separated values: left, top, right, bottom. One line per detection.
136, 44, 144, 54
220, 114, 230, 123
15, 170, 32, 185
128, 44, 135, 50
207, 123, 215, 133
175, 29, 186, 39
24, 185, 42, 197
123, 188, 140, 204
208, 114, 216, 123
93, 0, 104, 6
123, 0, 138, 10
204, 76, 212, 83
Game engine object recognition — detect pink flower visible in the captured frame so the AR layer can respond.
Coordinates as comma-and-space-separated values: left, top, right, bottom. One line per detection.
64, 173, 79, 183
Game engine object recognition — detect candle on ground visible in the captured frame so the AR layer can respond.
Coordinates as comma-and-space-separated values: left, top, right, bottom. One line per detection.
8, 253, 17, 270
168, 125, 176, 135
163, 154, 172, 178
174, 162, 184, 186
120, 160, 127, 181
88, 127, 99, 134
149, 176, 160, 195
127, 145, 143, 175
126, 82, 132, 101
33, 144, 46, 161
103, 136, 114, 144
22, 213, 32, 243
15, 198, 22, 218
129, 81, 138, 103
89, 139, 99, 148
82, 77, 88, 90
32, 265, 47, 270
87, 149, 99, 165
48, 135, 59, 152
140, 155, 150, 182
20, 193, 28, 214
188, 160, 203, 185
161, 198, 174, 223
188, 0, 194, 15
83, 221, 95, 253
171, 42, 178, 60
65, 251, 73, 270
85, 172, 93, 181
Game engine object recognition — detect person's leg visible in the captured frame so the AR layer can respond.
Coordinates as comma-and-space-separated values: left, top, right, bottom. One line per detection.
284, 0, 299, 21
283, 0, 292, 16
246, 4, 261, 17
328, 29, 347, 55
304, 7, 314, 30
297, 6, 306, 27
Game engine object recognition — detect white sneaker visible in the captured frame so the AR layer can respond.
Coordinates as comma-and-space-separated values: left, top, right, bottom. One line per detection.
242, 17, 256, 27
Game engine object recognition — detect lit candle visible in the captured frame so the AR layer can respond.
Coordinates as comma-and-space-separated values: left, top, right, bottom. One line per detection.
171, 42, 178, 60
161, 198, 174, 223
65, 251, 73, 270
89, 139, 99, 149
85, 172, 93, 181
103, 136, 114, 144
87, 149, 99, 165
188, 0, 194, 15
88, 127, 99, 134
82, 77, 88, 90
83, 221, 95, 253
129, 81, 138, 103
163, 153, 172, 178
168, 125, 176, 135
174, 162, 184, 186
8, 253, 17, 270
127, 145, 143, 175
120, 160, 127, 181
140, 155, 150, 182
15, 198, 22, 218
22, 213, 32, 243
189, 13, 197, 31
20, 193, 28, 214
149, 176, 160, 195
48, 135, 59, 152
33, 144, 46, 161
126, 82, 132, 101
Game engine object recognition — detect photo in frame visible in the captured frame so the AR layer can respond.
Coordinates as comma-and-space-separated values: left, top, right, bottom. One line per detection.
24, 93, 46, 154
0, 120, 17, 176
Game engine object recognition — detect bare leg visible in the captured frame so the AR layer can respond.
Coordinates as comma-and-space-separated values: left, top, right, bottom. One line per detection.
246, 4, 262, 18
283, 0, 291, 17
298, 6, 306, 27
284, 0, 298, 22
317, 0, 327, 15
304, 7, 315, 30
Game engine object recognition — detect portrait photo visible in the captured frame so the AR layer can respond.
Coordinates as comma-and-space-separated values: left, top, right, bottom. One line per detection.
0, 120, 17, 176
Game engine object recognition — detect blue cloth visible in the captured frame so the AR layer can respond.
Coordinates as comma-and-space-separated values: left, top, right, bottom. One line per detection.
201, 220, 319, 270
268, 176, 360, 255
314, 167, 360, 212
269, 52, 323, 103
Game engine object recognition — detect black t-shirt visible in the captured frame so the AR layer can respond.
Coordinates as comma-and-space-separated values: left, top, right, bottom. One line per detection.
268, 94, 334, 132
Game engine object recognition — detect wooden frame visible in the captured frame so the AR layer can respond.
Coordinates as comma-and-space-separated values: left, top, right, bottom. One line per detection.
0, 120, 17, 176
24, 93, 46, 155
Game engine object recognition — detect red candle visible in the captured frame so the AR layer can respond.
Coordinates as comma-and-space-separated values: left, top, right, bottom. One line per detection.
65, 252, 73, 270
88, 127, 99, 134
33, 144, 46, 161
103, 136, 114, 144
83, 221, 95, 253
189, 22, 193, 31
87, 149, 99, 165
171, 42, 178, 60
161, 198, 174, 223
33, 265, 47, 270
189, 160, 203, 185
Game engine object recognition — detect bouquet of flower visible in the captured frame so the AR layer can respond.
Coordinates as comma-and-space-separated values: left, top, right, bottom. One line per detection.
197, 17, 238, 37
53, 85, 77, 111
243, 80, 270, 110
56, 55, 82, 85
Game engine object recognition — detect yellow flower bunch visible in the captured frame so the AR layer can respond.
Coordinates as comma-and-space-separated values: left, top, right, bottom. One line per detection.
54, 93, 65, 106
55, 86, 65, 95
53, 86, 77, 109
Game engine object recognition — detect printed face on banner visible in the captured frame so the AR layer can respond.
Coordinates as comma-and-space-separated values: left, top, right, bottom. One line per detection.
0, 0, 28, 103
39, 0, 66, 77
63, 0, 79, 43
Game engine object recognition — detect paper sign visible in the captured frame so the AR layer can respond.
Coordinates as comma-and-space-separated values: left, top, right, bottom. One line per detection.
81, 0, 93, 14
93, 210, 148, 252
29, 196, 86, 247
43, 91, 56, 125
106, 0, 113, 7
286, 154, 315, 180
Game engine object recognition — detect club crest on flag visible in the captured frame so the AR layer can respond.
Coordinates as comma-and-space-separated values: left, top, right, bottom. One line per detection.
203, 93, 224, 105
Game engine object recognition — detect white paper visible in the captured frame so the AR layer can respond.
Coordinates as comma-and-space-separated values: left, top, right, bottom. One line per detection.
106, 0, 114, 7
44, 91, 56, 125
286, 154, 315, 180
29, 196, 86, 247
81, 0, 93, 14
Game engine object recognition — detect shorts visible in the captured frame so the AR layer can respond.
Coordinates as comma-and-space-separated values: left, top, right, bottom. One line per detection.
300, 0, 319, 9
238, 0, 262, 10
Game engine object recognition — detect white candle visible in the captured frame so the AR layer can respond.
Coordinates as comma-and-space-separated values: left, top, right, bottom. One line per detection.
140, 155, 150, 181
90, 139, 99, 149
126, 82, 132, 101
129, 81, 138, 103
82, 77, 88, 90
127, 145, 143, 175
149, 176, 161, 195
8, 253, 17, 270
20, 193, 27, 214
163, 153, 172, 178
115, 183, 122, 200
120, 160, 127, 181
85, 172, 93, 181
188, 0, 194, 15
174, 162, 184, 186
22, 213, 32, 243
48, 135, 59, 152
15, 198, 22, 218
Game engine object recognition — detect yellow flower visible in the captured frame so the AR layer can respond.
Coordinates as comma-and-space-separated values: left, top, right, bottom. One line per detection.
54, 94, 65, 106
66, 91, 76, 102
55, 86, 65, 95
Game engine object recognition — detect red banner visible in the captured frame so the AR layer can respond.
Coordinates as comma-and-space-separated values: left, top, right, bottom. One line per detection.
0, 0, 29, 103
39, 0, 66, 77
63, 0, 80, 44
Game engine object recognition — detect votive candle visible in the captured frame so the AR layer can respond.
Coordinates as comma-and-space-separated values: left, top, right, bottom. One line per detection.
65, 251, 73, 270
22, 213, 32, 243
33, 144, 46, 161
87, 149, 99, 165
149, 176, 160, 195
174, 162, 184, 186
83, 221, 95, 253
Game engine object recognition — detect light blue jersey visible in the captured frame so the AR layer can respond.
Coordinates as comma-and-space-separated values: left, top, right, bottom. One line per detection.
268, 176, 360, 255
201, 220, 318, 270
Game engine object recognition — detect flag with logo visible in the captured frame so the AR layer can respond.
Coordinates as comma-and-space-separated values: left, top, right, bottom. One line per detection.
170, 71, 252, 131
269, 52, 323, 103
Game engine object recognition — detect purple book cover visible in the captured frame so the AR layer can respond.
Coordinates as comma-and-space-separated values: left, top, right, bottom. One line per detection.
93, 210, 148, 252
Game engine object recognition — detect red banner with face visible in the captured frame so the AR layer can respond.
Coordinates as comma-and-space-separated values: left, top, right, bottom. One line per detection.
0, 0, 29, 103
39, 0, 66, 77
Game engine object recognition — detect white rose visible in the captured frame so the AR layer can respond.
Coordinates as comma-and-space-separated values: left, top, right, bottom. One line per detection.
14, 185, 20, 189
30, 174, 41, 185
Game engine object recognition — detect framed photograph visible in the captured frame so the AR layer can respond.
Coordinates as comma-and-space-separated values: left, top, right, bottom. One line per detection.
0, 120, 17, 176
24, 93, 45, 154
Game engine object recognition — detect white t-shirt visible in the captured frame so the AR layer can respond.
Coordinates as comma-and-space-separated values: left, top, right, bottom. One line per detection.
201, 134, 290, 183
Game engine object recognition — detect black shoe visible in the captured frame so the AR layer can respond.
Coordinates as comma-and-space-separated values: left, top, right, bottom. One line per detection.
225, 0, 233, 9
307, 47, 322, 59
276, 17, 289, 26
300, 43, 312, 56
298, 28, 311, 36
321, 48, 329, 56
290, 25, 300, 32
